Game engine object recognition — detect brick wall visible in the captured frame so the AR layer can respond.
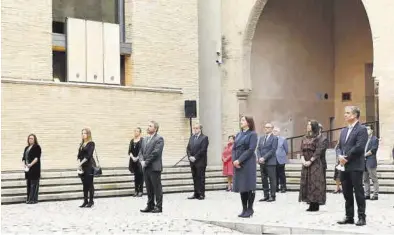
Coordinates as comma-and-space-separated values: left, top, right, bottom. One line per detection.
1, 0, 52, 80
1, 81, 192, 170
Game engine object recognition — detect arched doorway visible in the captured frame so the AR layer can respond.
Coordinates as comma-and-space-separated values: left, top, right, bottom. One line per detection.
244, 0, 374, 140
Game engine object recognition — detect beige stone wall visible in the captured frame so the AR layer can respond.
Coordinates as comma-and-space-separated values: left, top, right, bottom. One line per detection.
333, 0, 373, 128
1, 80, 191, 170
248, 0, 335, 138
1, 0, 52, 80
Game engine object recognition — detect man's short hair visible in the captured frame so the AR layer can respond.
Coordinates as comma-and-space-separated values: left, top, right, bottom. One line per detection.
345, 106, 361, 119
150, 120, 159, 132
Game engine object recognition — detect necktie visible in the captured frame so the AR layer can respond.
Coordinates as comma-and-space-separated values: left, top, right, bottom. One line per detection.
146, 136, 151, 145
345, 126, 352, 142
263, 135, 268, 145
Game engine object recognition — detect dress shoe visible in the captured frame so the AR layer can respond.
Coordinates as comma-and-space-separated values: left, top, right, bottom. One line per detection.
267, 197, 276, 202
259, 197, 269, 202
140, 207, 154, 213
79, 201, 88, 208
187, 195, 198, 199
151, 207, 162, 213
281, 189, 286, 193
337, 218, 355, 225
239, 208, 254, 218
355, 218, 366, 226
365, 195, 370, 200
198, 196, 205, 200
86, 201, 94, 208
371, 196, 378, 200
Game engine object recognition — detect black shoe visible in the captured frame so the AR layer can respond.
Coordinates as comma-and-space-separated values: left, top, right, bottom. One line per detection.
188, 195, 198, 199
259, 197, 269, 202
281, 188, 286, 193
31, 201, 38, 204
151, 207, 162, 213
337, 218, 355, 225
140, 207, 154, 213
79, 201, 88, 208
198, 196, 205, 200
365, 195, 371, 200
238, 209, 246, 217
355, 218, 366, 226
267, 197, 276, 202
306, 205, 313, 211
371, 196, 378, 200
240, 208, 254, 218
86, 201, 94, 208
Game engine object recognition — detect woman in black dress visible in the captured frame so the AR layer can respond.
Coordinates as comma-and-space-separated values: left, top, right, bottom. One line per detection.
77, 128, 96, 208
22, 134, 42, 204
232, 116, 258, 218
128, 127, 144, 197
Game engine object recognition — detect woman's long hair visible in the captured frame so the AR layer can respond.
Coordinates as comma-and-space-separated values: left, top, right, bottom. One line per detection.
27, 134, 38, 146
81, 128, 93, 146
307, 120, 320, 138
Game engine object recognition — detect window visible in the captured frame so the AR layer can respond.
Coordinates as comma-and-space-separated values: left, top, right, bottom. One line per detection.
52, 0, 128, 85
342, 92, 352, 102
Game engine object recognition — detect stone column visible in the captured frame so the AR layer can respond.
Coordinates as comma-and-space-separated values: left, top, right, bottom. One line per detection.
237, 89, 252, 117
198, 0, 222, 166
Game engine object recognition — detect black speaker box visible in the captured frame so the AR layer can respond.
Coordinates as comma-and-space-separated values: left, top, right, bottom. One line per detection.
184, 100, 197, 118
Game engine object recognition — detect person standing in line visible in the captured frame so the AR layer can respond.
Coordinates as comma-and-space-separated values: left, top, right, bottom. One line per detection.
232, 116, 258, 218
336, 106, 368, 226
186, 124, 209, 200
363, 125, 379, 201
22, 134, 42, 204
256, 122, 278, 202
139, 121, 164, 213
222, 135, 235, 191
318, 124, 329, 184
128, 127, 144, 197
299, 120, 327, 212
77, 128, 96, 208
273, 127, 288, 193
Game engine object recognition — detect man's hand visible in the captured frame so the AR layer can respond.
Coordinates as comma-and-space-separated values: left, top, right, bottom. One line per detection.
141, 161, 146, 168
339, 155, 348, 165
258, 158, 265, 164
303, 161, 312, 167
189, 156, 196, 162
132, 156, 138, 162
233, 160, 241, 168
365, 151, 372, 157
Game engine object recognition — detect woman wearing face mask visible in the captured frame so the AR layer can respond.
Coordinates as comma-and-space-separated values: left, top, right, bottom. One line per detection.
22, 134, 42, 204
77, 128, 96, 208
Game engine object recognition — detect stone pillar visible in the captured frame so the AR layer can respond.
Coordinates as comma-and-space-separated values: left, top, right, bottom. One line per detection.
198, 0, 222, 166
237, 89, 252, 117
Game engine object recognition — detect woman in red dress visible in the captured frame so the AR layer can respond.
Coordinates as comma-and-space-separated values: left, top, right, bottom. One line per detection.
222, 135, 235, 191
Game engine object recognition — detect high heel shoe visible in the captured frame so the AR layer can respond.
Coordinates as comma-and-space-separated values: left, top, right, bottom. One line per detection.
86, 201, 94, 208
79, 201, 88, 208
240, 208, 254, 218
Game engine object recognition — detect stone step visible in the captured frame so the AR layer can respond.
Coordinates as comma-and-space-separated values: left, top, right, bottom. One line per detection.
1, 177, 227, 196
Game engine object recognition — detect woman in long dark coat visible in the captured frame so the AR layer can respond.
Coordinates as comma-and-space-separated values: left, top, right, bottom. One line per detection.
128, 127, 144, 197
232, 116, 258, 218
22, 134, 42, 204
299, 120, 326, 212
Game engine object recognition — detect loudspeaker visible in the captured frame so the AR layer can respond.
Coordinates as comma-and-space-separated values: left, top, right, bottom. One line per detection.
184, 100, 197, 118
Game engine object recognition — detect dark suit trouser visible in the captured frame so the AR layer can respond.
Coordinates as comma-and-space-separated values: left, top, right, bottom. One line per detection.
80, 172, 94, 202
26, 179, 40, 202
260, 165, 277, 198
191, 165, 206, 197
276, 164, 286, 190
144, 169, 163, 209
340, 171, 366, 219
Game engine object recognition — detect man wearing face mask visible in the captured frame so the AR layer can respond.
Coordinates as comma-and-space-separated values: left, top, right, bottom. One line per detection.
186, 124, 209, 200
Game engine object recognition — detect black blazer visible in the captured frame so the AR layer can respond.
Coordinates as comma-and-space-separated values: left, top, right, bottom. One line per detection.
365, 135, 379, 169
22, 144, 42, 180
128, 138, 143, 172
186, 134, 209, 167
336, 122, 368, 172
77, 142, 95, 171
256, 134, 278, 166
138, 134, 164, 172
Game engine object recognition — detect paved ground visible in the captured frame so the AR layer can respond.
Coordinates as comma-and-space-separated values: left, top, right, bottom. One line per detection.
2, 191, 394, 234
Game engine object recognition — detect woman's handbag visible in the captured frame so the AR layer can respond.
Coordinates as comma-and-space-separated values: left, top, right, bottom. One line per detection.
92, 149, 103, 176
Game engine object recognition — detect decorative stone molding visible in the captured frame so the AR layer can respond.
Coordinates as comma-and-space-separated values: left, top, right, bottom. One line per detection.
236, 89, 252, 100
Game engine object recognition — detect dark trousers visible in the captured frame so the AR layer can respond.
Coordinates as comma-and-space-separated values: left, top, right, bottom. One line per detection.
144, 169, 163, 209
191, 165, 206, 197
80, 171, 94, 203
133, 163, 144, 193
340, 171, 366, 219
26, 179, 40, 202
260, 165, 277, 198
276, 164, 286, 190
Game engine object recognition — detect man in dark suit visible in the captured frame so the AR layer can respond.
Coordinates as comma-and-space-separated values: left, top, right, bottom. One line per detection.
257, 122, 278, 202
139, 121, 165, 213
187, 124, 209, 200
336, 106, 368, 226
363, 125, 379, 200
318, 124, 329, 182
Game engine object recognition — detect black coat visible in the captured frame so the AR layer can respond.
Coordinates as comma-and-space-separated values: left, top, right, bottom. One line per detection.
77, 142, 95, 172
22, 145, 42, 180
186, 134, 209, 167
128, 138, 143, 173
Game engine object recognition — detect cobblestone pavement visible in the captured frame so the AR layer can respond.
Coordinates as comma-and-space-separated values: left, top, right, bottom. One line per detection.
2, 191, 394, 234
